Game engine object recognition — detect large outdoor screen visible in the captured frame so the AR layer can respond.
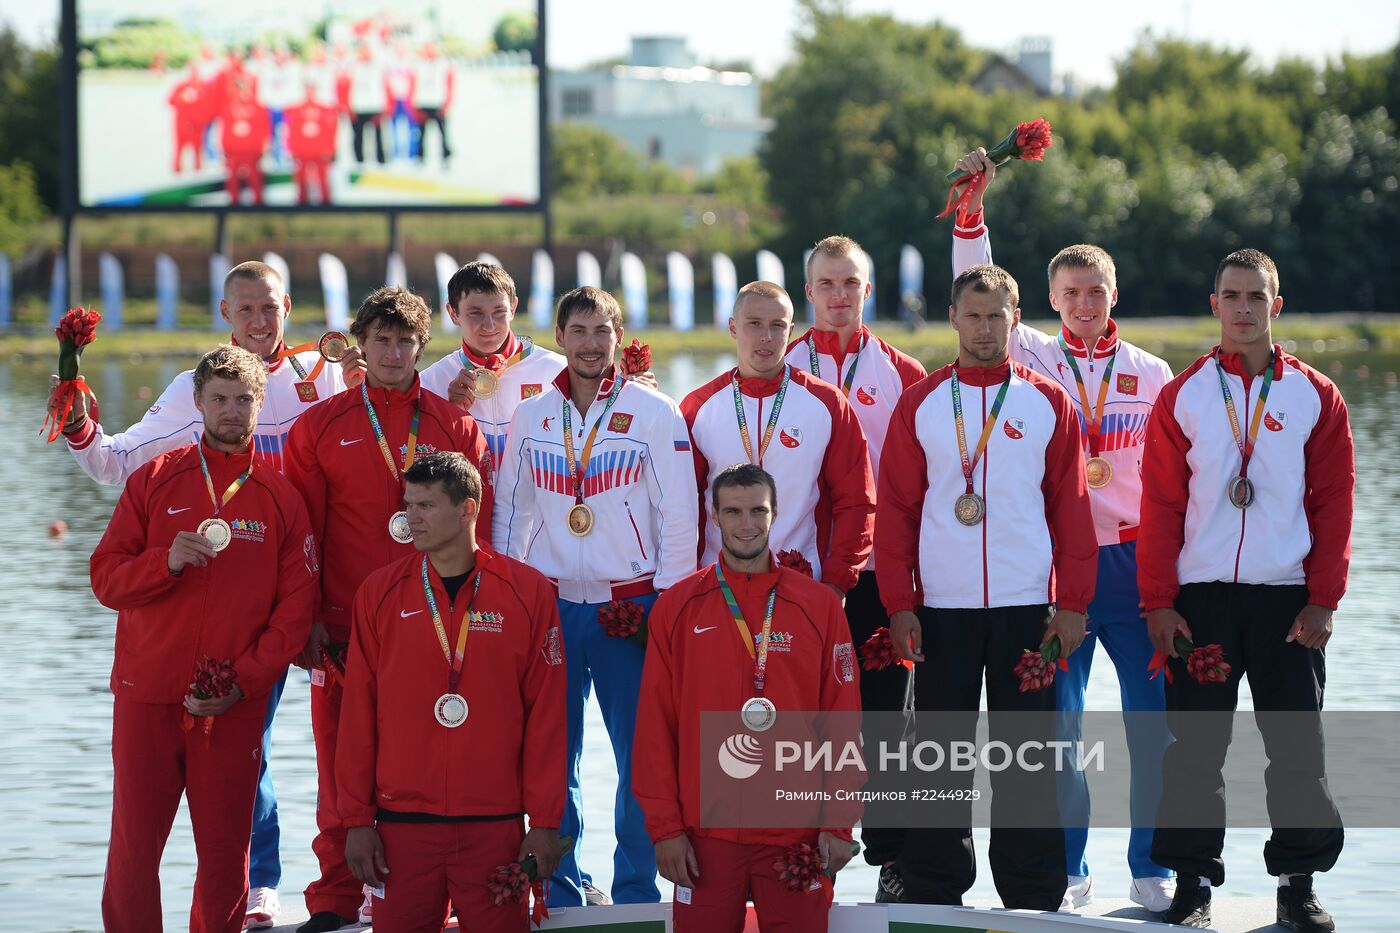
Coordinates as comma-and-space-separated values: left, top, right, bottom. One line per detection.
74, 0, 543, 210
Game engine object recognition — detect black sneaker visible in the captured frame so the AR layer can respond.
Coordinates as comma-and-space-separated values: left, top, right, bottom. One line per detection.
1160, 881, 1212, 927
875, 863, 906, 903
582, 880, 612, 905
1277, 876, 1336, 932
295, 912, 358, 933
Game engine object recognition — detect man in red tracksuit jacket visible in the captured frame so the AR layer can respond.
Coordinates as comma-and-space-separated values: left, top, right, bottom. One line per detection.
337, 452, 565, 932
876, 263, 1097, 909
169, 64, 211, 172
634, 463, 862, 932
285, 288, 494, 932
286, 82, 339, 205
221, 77, 271, 205
1137, 249, 1351, 931
91, 345, 317, 933
682, 280, 874, 596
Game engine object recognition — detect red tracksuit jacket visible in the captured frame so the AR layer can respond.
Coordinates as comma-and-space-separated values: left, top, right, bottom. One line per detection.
633, 556, 862, 847
284, 377, 493, 640
335, 547, 566, 827
91, 440, 318, 703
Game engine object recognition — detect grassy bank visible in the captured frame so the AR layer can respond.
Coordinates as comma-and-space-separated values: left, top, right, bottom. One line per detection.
4, 313, 1399, 362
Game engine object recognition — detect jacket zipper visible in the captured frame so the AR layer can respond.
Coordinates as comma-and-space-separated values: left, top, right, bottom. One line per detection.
625, 500, 649, 560
982, 384, 990, 608
1231, 372, 1249, 582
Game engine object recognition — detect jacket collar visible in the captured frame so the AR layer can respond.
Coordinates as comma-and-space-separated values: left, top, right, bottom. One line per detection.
951, 359, 1013, 387
551, 364, 621, 402
1213, 343, 1284, 380
804, 325, 869, 365
362, 373, 424, 405
462, 332, 521, 369
1058, 319, 1119, 360
731, 364, 790, 398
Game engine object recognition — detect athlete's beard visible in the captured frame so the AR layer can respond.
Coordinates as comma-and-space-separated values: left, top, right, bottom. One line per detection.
206, 422, 253, 448
723, 535, 770, 565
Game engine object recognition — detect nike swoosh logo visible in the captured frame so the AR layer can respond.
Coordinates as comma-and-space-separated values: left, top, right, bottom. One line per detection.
693, 625, 718, 635
340, 438, 363, 446
399, 609, 424, 618
166, 507, 190, 514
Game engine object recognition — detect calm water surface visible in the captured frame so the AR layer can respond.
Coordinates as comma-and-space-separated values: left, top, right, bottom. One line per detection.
1, 345, 1397, 932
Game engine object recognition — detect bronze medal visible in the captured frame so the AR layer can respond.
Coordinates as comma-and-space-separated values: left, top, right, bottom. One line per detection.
472, 368, 499, 399
318, 331, 350, 363
954, 492, 985, 527
1228, 475, 1255, 510
567, 502, 595, 537
1085, 456, 1113, 489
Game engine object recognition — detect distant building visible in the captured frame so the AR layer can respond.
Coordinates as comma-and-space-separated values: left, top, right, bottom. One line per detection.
550, 36, 772, 177
971, 37, 1056, 97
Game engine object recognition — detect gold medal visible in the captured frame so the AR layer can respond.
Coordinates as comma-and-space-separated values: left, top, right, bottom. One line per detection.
318, 331, 350, 363
198, 517, 232, 552
472, 368, 499, 398
434, 692, 468, 728
954, 492, 985, 527
388, 510, 413, 544
741, 696, 777, 732
1085, 456, 1113, 489
1228, 475, 1255, 510
567, 502, 595, 537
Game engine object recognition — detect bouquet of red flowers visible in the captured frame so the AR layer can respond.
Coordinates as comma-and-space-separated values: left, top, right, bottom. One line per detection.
598, 599, 647, 648
773, 841, 828, 892
487, 835, 574, 926
43, 307, 102, 442
776, 549, 813, 577
620, 338, 652, 377
1149, 634, 1233, 685
181, 656, 238, 736
1013, 633, 1071, 693
937, 117, 1055, 219
859, 626, 917, 673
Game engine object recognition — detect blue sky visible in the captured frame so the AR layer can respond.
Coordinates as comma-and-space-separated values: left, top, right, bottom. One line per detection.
6, 0, 1397, 88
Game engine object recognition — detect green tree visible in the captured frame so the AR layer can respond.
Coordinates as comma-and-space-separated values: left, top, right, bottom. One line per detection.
493, 11, 537, 58
0, 161, 46, 255
550, 123, 689, 199
0, 27, 60, 212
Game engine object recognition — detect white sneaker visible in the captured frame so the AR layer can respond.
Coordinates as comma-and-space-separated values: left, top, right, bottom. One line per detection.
1130, 875, 1177, 912
358, 885, 374, 924
244, 887, 280, 929
1061, 874, 1094, 910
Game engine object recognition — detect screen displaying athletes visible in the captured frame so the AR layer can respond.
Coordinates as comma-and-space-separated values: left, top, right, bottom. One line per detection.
75, 0, 541, 209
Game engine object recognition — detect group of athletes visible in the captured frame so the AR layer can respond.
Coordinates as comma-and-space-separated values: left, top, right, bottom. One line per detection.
54, 148, 1351, 933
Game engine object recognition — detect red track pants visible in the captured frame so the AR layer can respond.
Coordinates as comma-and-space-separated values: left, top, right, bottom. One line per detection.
304, 677, 362, 917
372, 819, 528, 932
102, 695, 267, 933
672, 832, 834, 933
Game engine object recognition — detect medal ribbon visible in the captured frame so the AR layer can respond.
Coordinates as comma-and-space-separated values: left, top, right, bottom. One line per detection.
715, 560, 779, 695
1214, 352, 1276, 478
421, 555, 484, 693
265, 341, 328, 381
462, 335, 533, 374
562, 376, 626, 503
732, 366, 790, 466
197, 438, 254, 517
807, 332, 867, 398
950, 370, 1012, 494
362, 383, 422, 481
1057, 336, 1116, 457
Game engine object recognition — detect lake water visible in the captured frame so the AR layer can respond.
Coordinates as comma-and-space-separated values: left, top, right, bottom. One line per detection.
1, 344, 1397, 932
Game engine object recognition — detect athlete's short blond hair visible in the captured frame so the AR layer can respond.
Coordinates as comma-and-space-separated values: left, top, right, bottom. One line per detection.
951, 264, 1020, 311
806, 235, 871, 281
1047, 244, 1117, 291
733, 280, 793, 315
